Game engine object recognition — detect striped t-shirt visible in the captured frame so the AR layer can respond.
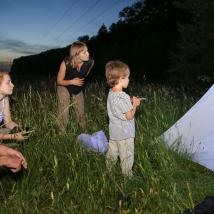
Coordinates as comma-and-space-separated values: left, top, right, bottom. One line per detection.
107, 90, 135, 140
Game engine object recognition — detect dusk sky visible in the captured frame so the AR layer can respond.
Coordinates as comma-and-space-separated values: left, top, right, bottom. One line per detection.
0, 0, 135, 64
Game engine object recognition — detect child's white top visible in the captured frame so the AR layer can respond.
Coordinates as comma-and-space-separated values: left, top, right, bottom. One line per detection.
107, 90, 135, 140
0, 98, 5, 123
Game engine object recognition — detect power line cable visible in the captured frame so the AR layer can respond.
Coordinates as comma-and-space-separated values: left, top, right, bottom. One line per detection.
67, 0, 123, 38
43, 0, 78, 37
56, 0, 102, 40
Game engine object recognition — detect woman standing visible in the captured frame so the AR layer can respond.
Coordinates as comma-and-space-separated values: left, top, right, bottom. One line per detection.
57, 41, 94, 133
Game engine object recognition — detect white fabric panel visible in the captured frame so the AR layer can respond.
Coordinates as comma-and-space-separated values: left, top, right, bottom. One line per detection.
161, 85, 214, 171
193, 132, 214, 170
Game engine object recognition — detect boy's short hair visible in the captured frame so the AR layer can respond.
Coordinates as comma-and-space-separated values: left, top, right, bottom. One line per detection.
105, 60, 130, 87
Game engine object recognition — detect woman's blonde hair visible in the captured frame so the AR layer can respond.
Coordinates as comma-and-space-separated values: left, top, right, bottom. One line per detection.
0, 71, 9, 85
105, 60, 130, 88
69, 41, 87, 69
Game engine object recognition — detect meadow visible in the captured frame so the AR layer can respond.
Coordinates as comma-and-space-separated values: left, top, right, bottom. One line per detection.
0, 82, 214, 214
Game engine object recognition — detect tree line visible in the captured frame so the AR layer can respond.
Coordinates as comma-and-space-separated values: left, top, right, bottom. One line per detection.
11, 0, 214, 87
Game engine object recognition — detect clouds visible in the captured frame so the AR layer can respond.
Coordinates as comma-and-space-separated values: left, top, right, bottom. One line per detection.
0, 37, 57, 56
0, 61, 12, 71
0, 0, 134, 63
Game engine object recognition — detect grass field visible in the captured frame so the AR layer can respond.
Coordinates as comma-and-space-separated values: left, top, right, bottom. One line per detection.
0, 82, 213, 213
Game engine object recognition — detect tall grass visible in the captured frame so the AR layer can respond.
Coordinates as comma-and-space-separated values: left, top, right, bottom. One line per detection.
0, 82, 213, 213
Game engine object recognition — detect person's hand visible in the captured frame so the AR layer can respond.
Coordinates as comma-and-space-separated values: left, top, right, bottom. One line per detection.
132, 96, 141, 107
12, 131, 29, 141
70, 78, 84, 86
6, 121, 19, 130
0, 155, 23, 172
0, 145, 27, 173
4, 146, 27, 169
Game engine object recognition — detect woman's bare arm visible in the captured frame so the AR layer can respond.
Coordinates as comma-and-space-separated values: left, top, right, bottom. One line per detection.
57, 61, 84, 86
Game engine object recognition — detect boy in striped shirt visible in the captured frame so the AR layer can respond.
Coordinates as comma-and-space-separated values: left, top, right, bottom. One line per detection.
105, 60, 141, 176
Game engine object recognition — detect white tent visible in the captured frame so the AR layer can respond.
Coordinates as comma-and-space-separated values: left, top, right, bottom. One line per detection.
161, 85, 214, 171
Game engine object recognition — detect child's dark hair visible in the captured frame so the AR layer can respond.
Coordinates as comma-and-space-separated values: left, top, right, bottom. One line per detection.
105, 60, 130, 87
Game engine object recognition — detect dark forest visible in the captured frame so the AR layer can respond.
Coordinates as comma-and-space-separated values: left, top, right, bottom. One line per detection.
11, 0, 214, 87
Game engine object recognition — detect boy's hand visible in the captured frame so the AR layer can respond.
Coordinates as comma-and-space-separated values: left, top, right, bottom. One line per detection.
132, 96, 140, 107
